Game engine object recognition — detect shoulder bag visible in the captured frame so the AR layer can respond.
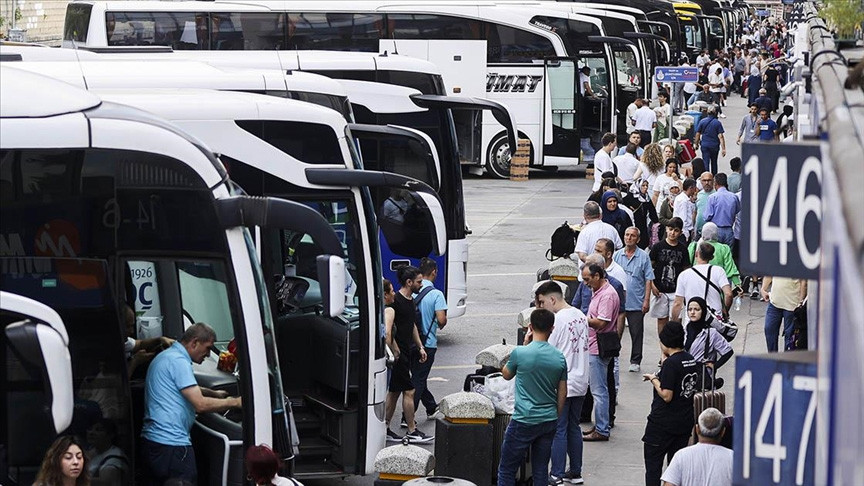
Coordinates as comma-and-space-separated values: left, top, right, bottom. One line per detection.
692, 265, 739, 342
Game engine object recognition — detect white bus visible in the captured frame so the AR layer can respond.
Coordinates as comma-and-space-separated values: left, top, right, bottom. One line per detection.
64, 0, 624, 171
0, 64, 355, 485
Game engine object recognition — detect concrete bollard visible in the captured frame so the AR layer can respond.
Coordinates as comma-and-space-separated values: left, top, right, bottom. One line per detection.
374, 441, 435, 484
435, 392, 495, 486
474, 343, 516, 370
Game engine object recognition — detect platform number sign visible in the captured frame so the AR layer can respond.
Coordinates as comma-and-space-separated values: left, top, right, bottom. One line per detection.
740, 143, 822, 279
734, 353, 817, 486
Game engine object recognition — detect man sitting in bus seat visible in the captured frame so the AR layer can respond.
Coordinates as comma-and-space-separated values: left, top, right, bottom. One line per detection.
141, 323, 242, 484
580, 66, 595, 97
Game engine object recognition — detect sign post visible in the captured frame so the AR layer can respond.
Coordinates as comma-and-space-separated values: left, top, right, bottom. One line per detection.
654, 66, 699, 143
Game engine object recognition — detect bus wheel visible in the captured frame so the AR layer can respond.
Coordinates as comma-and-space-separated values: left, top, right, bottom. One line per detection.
486, 134, 513, 179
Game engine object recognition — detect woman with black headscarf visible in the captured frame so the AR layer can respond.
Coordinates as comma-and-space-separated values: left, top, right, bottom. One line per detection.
601, 190, 633, 242
684, 297, 734, 387
623, 179, 658, 249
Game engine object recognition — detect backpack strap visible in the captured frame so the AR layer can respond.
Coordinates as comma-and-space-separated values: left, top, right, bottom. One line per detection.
414, 286, 435, 346
693, 265, 727, 312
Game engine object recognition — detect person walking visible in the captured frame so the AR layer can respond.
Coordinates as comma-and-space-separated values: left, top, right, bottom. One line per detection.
736, 104, 759, 145
673, 178, 699, 242
683, 296, 734, 387
536, 282, 590, 485
498, 309, 567, 486
760, 277, 807, 352
703, 173, 740, 246
687, 222, 741, 288
573, 201, 623, 263
592, 133, 619, 192
613, 227, 655, 373
410, 257, 448, 420
642, 321, 699, 486
650, 218, 691, 334
601, 191, 634, 243
661, 408, 733, 486
633, 98, 657, 147
694, 172, 716, 238
671, 243, 733, 325
755, 108, 779, 141
693, 107, 726, 175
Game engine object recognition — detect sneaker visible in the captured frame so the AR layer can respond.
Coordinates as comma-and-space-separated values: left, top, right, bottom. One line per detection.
628, 363, 641, 372
400, 416, 408, 429
426, 407, 440, 419
386, 429, 403, 443
564, 473, 584, 484
718, 113, 727, 118
406, 428, 434, 444
549, 475, 564, 486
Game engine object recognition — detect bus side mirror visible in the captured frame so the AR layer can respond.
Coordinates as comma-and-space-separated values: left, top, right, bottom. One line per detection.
317, 255, 346, 317
5, 321, 74, 434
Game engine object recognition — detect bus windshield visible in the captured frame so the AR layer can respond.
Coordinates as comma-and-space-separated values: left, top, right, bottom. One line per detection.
613, 48, 641, 90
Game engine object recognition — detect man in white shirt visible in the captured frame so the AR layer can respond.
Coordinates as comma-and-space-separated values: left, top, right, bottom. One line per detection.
673, 178, 698, 241
625, 98, 641, 135
573, 201, 623, 263
671, 242, 733, 323
662, 408, 733, 486
707, 66, 726, 118
695, 50, 710, 70
612, 143, 641, 184
632, 99, 657, 147
580, 66, 594, 97
592, 132, 618, 192
536, 281, 590, 484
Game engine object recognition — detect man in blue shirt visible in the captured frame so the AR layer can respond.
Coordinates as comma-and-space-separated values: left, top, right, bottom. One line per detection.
693, 107, 726, 174
410, 257, 448, 419
498, 308, 567, 486
141, 323, 242, 484
704, 172, 741, 246
613, 227, 655, 372
755, 108, 778, 141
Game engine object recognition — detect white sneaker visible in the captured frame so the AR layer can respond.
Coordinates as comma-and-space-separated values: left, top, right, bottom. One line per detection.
628, 364, 641, 372
718, 113, 727, 118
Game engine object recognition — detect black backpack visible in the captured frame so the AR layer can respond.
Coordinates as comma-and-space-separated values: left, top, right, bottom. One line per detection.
413, 286, 435, 347
546, 222, 577, 261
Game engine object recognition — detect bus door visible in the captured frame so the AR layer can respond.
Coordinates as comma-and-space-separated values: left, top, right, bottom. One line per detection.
625, 31, 669, 82
542, 57, 581, 160
698, 15, 727, 51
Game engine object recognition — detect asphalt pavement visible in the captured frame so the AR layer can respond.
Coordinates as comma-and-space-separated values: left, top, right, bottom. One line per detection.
309, 90, 770, 486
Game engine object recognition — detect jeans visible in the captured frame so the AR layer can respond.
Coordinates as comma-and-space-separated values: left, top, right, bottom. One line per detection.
764, 303, 796, 352
643, 432, 691, 486
625, 311, 646, 364
411, 347, 438, 414
686, 91, 698, 107
551, 395, 586, 477
701, 145, 720, 174
716, 226, 735, 247
142, 438, 197, 486
581, 137, 596, 162
497, 418, 557, 486
589, 354, 612, 436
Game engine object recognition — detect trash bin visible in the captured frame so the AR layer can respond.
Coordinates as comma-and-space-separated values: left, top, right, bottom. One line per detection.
492, 413, 532, 483
404, 477, 476, 486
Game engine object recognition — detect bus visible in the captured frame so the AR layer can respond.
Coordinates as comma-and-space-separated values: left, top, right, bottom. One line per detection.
0, 64, 355, 484
64, 0, 621, 172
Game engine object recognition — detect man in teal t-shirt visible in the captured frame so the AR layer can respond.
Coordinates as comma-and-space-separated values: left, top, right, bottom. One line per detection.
497, 308, 567, 486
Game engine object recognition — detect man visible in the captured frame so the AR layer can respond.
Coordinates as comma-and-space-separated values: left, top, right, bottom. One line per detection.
693, 107, 726, 175
661, 408, 733, 486
613, 143, 641, 184
727, 157, 741, 194
704, 173, 740, 246
687, 222, 742, 288
671, 243, 733, 324
649, 218, 691, 334
410, 257, 448, 419
617, 131, 645, 158
498, 309, 567, 486
595, 238, 628, 291
581, 263, 620, 442
592, 133, 618, 192
673, 178, 698, 242
613, 227, 655, 372
141, 323, 242, 484
732, 50, 747, 95
753, 88, 773, 114
754, 108, 778, 141
760, 277, 807, 352
536, 282, 590, 485
694, 84, 715, 104
385, 266, 431, 443
694, 172, 716, 238
625, 98, 641, 135
633, 98, 656, 147
707, 67, 726, 118
695, 50, 710, 70
573, 201, 622, 263
736, 104, 759, 145
580, 66, 595, 97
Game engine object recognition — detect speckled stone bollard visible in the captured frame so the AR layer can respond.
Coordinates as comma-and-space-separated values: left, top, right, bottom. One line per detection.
373, 441, 435, 484
474, 343, 516, 370
435, 392, 495, 486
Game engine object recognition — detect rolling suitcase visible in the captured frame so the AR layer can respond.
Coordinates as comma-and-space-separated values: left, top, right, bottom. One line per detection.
692, 328, 726, 421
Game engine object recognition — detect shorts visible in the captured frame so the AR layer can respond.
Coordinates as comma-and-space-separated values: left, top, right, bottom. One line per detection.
649, 293, 676, 319
389, 354, 414, 392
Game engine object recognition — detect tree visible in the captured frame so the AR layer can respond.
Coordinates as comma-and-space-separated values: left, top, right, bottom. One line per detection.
821, 0, 864, 39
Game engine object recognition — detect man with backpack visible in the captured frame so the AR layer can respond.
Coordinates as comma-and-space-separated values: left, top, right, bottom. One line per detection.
409, 258, 448, 422
670, 243, 733, 325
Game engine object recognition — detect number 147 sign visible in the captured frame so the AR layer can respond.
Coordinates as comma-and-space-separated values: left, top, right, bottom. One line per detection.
741, 143, 822, 279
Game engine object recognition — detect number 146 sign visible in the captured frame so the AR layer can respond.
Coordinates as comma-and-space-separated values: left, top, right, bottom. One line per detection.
740, 143, 822, 279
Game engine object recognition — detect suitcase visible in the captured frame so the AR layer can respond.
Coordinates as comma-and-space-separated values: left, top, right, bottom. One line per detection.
692, 328, 726, 421
678, 139, 697, 163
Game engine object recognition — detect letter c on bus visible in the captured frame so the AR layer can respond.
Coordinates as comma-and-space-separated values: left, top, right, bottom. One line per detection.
138, 282, 154, 309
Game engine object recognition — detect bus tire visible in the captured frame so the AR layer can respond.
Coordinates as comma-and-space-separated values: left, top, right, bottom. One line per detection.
486, 133, 531, 179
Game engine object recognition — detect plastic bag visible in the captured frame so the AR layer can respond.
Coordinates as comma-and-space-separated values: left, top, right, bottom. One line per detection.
479, 372, 515, 415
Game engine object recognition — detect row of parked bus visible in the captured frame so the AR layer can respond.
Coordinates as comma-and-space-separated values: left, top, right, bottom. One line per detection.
0, 0, 751, 484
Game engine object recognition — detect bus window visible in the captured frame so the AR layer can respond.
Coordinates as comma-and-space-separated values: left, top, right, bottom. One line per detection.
485, 22, 556, 63
64, 3, 93, 42
177, 261, 234, 346
235, 120, 344, 165
106, 12, 209, 49
583, 56, 610, 97
613, 49, 641, 89
211, 13, 286, 50
386, 14, 482, 40
287, 13, 384, 51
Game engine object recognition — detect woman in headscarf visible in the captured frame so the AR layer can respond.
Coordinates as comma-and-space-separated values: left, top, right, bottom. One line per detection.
683, 297, 734, 385
656, 180, 681, 241
623, 179, 658, 248
601, 190, 633, 242
687, 222, 741, 287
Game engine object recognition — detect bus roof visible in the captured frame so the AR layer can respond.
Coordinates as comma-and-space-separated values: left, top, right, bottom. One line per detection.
0, 65, 101, 117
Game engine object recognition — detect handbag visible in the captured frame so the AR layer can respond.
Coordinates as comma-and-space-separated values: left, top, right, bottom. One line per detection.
786, 299, 808, 351
597, 331, 621, 359
693, 265, 739, 342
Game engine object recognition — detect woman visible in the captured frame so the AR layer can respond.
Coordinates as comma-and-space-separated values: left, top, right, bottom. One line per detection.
641, 321, 700, 486
86, 420, 128, 486
683, 297, 734, 384
623, 179, 658, 249
652, 159, 681, 205
633, 143, 664, 192
588, 175, 617, 204
656, 180, 681, 241
601, 190, 633, 241
34, 435, 90, 486
653, 91, 671, 142
245, 444, 297, 486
